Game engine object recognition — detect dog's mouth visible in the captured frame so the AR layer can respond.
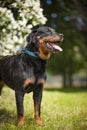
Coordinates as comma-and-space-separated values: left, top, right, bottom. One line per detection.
43, 42, 63, 52
41, 35, 63, 52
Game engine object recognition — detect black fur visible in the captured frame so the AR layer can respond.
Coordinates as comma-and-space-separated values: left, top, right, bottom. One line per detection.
0, 26, 64, 126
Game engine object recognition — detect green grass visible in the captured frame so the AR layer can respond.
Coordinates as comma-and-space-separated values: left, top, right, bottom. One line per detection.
0, 87, 87, 130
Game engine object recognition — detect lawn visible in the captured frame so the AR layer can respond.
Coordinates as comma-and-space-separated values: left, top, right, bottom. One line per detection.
0, 87, 87, 130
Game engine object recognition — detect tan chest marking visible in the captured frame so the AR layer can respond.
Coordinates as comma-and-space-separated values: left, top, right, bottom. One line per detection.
39, 43, 51, 60
37, 78, 45, 85
23, 78, 35, 89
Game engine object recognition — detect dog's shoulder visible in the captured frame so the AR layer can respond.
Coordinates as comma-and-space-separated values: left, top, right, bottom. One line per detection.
0, 55, 23, 71
0, 55, 18, 65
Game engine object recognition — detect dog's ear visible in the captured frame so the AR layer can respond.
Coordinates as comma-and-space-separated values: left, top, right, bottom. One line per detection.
26, 30, 37, 44
26, 33, 32, 44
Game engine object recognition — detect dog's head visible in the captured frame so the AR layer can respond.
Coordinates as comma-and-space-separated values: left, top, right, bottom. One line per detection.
26, 26, 64, 60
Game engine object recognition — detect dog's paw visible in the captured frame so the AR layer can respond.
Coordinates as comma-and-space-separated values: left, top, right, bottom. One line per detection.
34, 115, 43, 126
17, 116, 25, 127
35, 119, 43, 126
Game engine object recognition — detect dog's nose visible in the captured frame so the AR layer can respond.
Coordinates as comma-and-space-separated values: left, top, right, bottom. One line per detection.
59, 33, 64, 38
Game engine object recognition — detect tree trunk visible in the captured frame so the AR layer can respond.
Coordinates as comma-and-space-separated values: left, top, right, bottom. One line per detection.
68, 53, 73, 87
68, 71, 73, 87
62, 71, 67, 88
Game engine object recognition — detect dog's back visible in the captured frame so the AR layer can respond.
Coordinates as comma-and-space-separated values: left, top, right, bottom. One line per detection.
0, 55, 22, 92
0, 55, 23, 90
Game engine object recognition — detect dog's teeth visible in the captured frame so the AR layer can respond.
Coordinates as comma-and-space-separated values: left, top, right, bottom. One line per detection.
47, 43, 50, 47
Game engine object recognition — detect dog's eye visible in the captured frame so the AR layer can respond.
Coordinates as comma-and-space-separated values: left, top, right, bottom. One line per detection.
37, 31, 45, 37
38, 31, 44, 34
33, 30, 37, 33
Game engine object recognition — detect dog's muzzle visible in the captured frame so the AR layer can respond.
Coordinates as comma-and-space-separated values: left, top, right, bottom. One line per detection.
41, 34, 64, 52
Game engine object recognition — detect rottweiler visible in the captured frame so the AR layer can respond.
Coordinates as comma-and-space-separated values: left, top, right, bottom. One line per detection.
0, 26, 64, 126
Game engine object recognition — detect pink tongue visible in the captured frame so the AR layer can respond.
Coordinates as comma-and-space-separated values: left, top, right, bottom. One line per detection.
52, 44, 63, 51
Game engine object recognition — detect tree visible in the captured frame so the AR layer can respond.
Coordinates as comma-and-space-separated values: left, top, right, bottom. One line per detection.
41, 0, 86, 87
0, 0, 47, 56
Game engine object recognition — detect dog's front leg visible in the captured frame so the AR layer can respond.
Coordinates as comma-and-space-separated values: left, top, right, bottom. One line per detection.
15, 91, 25, 127
33, 84, 43, 126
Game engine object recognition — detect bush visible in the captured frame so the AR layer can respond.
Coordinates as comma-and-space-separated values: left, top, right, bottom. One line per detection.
0, 0, 47, 56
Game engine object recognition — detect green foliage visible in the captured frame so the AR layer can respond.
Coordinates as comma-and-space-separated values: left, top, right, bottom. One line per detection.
41, 0, 87, 81
0, 87, 87, 130
0, 0, 47, 56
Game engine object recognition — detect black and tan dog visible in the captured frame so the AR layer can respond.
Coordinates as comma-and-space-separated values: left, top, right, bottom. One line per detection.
0, 26, 64, 126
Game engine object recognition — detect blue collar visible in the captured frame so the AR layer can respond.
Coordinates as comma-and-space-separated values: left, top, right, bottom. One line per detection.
24, 48, 38, 58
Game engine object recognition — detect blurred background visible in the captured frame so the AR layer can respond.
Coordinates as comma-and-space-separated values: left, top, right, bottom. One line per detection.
40, 0, 87, 88
0, 0, 87, 88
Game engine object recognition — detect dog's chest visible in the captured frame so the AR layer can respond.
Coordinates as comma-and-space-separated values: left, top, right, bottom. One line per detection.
33, 60, 47, 83
23, 60, 47, 93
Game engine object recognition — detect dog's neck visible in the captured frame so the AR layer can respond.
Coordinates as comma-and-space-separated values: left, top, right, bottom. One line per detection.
26, 44, 51, 60
24, 48, 38, 58
38, 42, 51, 60
23, 51, 47, 74
38, 47, 51, 60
